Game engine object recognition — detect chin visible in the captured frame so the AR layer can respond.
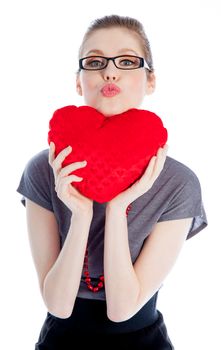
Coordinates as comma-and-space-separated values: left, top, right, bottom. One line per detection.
97, 104, 129, 117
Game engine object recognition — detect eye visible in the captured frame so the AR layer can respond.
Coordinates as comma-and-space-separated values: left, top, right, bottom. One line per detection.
83, 57, 105, 69
120, 59, 134, 66
118, 56, 140, 68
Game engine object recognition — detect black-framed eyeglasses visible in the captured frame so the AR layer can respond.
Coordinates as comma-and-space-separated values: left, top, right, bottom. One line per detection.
79, 55, 152, 71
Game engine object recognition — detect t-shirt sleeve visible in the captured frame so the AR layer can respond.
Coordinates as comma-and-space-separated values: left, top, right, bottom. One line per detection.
157, 161, 208, 240
16, 149, 53, 212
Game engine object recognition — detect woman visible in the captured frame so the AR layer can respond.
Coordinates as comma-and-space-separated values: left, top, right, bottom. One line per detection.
17, 14, 207, 349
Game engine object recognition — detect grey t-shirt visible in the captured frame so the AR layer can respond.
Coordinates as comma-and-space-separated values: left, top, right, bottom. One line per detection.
17, 149, 207, 300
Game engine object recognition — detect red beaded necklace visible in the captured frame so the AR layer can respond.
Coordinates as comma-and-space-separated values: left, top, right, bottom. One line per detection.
83, 203, 132, 292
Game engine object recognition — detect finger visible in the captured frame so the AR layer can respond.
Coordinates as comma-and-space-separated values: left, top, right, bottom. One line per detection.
59, 160, 87, 178
133, 155, 157, 194
163, 143, 169, 153
152, 145, 168, 177
52, 145, 72, 173
157, 144, 168, 160
48, 142, 55, 166
128, 145, 168, 199
139, 146, 167, 185
143, 155, 157, 178
55, 174, 83, 193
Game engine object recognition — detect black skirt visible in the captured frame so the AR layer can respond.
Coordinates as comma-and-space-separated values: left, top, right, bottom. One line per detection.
35, 295, 174, 349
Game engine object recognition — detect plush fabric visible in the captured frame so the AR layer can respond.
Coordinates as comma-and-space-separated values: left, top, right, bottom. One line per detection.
48, 105, 168, 203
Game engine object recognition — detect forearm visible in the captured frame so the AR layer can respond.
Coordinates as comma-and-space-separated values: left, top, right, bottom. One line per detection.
43, 212, 92, 318
104, 204, 140, 322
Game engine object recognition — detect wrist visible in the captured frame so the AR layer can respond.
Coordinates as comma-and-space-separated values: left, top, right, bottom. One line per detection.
106, 201, 127, 216
71, 208, 93, 222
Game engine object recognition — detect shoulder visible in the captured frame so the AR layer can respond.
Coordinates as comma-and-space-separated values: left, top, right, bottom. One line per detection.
23, 148, 53, 188
164, 156, 198, 177
157, 156, 207, 238
155, 155, 204, 221
19, 148, 52, 191
17, 149, 54, 211
23, 149, 50, 175
25, 148, 49, 166
158, 155, 203, 209
163, 156, 201, 188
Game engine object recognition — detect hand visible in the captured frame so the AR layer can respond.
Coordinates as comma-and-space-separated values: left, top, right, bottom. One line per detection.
49, 142, 93, 215
107, 145, 168, 211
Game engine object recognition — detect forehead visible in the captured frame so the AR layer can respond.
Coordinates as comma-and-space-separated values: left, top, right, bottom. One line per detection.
82, 27, 144, 57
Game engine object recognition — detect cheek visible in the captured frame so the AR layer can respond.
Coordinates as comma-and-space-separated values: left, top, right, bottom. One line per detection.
82, 79, 92, 92
81, 82, 96, 101
125, 75, 147, 96
80, 73, 98, 95
136, 73, 147, 90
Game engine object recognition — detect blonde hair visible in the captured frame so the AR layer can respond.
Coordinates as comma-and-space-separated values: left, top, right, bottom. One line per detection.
78, 14, 154, 72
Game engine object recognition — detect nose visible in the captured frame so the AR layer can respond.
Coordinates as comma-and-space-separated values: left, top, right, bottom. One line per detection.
103, 59, 119, 81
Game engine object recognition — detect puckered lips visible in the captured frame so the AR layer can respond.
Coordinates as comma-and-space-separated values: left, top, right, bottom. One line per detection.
101, 83, 121, 97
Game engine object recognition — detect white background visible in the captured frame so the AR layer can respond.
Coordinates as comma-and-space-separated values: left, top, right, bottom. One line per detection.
1, 0, 220, 349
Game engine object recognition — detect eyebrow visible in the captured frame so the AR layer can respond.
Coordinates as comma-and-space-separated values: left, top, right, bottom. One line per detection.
84, 48, 140, 57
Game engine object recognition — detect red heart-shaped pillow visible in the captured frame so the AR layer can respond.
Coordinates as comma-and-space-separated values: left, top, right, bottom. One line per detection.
48, 105, 167, 203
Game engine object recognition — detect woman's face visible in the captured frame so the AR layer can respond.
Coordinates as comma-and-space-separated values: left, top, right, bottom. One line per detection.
76, 27, 155, 116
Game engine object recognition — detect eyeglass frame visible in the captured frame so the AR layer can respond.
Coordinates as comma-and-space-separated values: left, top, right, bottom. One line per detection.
78, 55, 152, 72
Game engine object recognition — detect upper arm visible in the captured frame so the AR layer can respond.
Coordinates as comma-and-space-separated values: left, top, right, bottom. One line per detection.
26, 198, 60, 296
134, 218, 192, 307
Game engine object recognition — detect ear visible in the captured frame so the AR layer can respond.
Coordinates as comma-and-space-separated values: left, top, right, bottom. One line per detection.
76, 74, 83, 96
146, 72, 156, 95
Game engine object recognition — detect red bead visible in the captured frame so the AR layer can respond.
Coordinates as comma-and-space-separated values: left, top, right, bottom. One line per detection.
85, 277, 91, 283
99, 275, 104, 282
93, 287, 99, 292
98, 281, 103, 288
126, 203, 132, 216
